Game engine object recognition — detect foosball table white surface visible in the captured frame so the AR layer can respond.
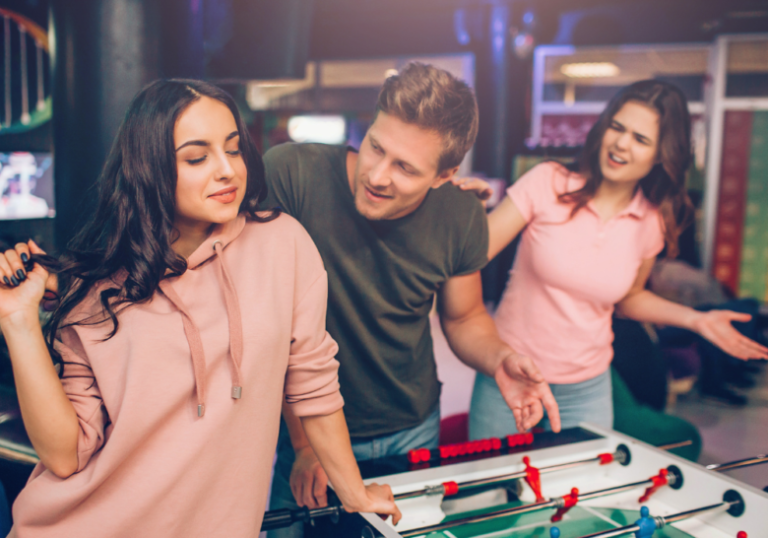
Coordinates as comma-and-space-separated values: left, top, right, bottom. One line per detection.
357, 425, 767, 538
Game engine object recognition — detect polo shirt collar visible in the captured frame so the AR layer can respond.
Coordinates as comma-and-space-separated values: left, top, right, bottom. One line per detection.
587, 186, 651, 220
619, 187, 652, 219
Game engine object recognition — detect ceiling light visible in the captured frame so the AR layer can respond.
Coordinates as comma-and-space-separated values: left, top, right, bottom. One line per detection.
287, 116, 346, 145
560, 62, 620, 78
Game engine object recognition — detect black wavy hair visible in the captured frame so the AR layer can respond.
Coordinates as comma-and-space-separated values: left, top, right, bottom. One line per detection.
38, 79, 276, 367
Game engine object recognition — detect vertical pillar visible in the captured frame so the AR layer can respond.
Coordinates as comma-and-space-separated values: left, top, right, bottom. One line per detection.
473, 3, 511, 179
50, 0, 162, 248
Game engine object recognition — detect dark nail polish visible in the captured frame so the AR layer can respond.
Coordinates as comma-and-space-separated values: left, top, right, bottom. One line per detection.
16, 269, 25, 281
20, 253, 28, 263
10, 276, 19, 286
2, 277, 9, 286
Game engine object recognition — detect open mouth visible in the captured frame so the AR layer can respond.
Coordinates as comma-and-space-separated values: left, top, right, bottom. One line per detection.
364, 186, 393, 201
608, 152, 628, 165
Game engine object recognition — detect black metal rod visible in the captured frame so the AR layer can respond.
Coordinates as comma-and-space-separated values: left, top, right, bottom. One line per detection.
575, 502, 731, 538
706, 454, 768, 472
399, 476, 657, 537
656, 440, 693, 451
399, 499, 558, 537
395, 452, 619, 501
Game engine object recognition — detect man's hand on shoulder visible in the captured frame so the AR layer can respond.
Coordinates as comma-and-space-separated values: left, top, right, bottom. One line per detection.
493, 353, 561, 433
290, 446, 329, 509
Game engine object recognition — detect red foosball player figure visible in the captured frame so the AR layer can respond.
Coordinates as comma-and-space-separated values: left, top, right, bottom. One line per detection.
523, 456, 545, 502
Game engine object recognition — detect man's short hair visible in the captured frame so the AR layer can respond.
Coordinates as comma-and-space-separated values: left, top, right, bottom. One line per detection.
375, 63, 479, 174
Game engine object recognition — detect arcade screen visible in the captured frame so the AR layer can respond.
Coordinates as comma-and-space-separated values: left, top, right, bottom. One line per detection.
0, 152, 55, 220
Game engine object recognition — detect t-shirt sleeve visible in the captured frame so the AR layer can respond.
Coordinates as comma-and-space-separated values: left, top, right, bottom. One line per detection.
55, 327, 108, 473
453, 196, 489, 276
283, 228, 344, 417
507, 163, 559, 223
261, 143, 303, 217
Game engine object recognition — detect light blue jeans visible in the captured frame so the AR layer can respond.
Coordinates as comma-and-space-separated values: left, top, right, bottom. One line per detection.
468, 369, 613, 440
267, 408, 440, 538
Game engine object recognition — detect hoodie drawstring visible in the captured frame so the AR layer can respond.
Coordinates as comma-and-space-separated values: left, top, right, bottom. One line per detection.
212, 240, 244, 400
158, 240, 245, 418
158, 280, 209, 417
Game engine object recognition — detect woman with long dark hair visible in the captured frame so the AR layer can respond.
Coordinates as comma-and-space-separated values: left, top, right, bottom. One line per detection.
466, 80, 768, 437
0, 79, 399, 537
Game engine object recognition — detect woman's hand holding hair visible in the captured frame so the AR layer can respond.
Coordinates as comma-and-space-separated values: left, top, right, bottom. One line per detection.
0, 240, 79, 479
691, 310, 768, 361
0, 241, 54, 323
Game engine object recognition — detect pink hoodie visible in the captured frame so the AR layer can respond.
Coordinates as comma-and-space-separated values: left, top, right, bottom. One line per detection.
10, 213, 343, 537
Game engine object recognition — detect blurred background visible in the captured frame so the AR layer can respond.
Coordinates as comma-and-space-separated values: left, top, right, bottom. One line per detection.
0, 0, 767, 515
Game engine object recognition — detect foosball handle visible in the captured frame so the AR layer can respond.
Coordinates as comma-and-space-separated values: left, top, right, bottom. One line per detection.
634, 506, 658, 538
551, 487, 579, 522
638, 468, 669, 503
523, 456, 545, 502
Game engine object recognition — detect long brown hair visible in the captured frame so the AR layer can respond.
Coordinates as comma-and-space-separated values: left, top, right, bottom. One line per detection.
560, 79, 693, 257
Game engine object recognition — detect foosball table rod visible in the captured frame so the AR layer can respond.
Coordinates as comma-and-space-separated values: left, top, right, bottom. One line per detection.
395, 445, 630, 501
706, 454, 768, 472
397, 467, 680, 538
550, 489, 745, 538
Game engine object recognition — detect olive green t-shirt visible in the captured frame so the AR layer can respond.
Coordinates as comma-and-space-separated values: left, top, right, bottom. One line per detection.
263, 143, 489, 438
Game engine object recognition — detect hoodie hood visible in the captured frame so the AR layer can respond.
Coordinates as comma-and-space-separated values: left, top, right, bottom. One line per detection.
158, 214, 248, 417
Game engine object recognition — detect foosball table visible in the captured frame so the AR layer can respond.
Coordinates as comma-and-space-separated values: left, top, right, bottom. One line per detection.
262, 425, 768, 538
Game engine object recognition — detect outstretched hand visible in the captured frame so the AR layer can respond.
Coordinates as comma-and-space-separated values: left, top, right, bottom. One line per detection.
493, 353, 561, 433
692, 310, 768, 361
0, 240, 56, 323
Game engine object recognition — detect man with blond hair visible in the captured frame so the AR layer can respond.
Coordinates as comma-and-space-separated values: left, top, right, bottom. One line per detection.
264, 63, 560, 537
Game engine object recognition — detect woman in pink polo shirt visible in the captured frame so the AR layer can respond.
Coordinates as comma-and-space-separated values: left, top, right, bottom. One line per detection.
469, 80, 768, 437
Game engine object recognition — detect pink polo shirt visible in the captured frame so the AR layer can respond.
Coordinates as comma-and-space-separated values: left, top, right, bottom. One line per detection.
494, 163, 664, 384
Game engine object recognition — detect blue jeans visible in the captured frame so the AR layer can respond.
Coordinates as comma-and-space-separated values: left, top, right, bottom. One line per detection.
267, 408, 440, 538
468, 370, 613, 439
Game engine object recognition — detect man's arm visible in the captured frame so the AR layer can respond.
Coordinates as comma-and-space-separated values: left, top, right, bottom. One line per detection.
437, 271, 561, 432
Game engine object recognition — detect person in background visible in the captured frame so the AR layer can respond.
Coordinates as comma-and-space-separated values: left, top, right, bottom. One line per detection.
461, 80, 768, 439
0, 79, 399, 538
264, 63, 560, 538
